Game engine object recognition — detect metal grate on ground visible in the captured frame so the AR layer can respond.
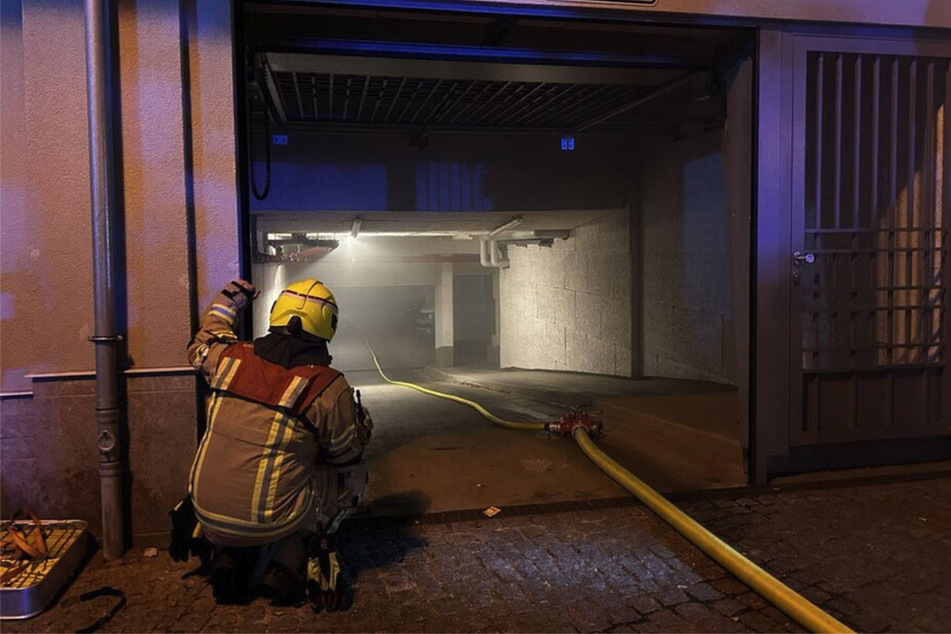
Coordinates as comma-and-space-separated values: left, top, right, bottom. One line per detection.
0, 523, 84, 589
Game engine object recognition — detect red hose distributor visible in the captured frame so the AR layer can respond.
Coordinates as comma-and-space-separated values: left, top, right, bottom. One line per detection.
545, 409, 604, 438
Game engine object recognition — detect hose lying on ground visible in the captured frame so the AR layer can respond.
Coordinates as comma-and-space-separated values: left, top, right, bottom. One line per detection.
366, 345, 853, 633
369, 349, 544, 432
572, 428, 852, 634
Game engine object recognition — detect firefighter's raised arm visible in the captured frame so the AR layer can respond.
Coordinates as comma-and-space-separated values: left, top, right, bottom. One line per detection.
187, 279, 257, 383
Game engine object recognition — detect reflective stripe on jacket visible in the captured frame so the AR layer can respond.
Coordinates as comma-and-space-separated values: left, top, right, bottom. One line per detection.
186, 283, 366, 546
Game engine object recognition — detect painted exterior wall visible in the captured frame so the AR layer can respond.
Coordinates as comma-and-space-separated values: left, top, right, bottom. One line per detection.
0, 0, 237, 540
1, 0, 94, 391
1, 0, 238, 387
119, 1, 193, 368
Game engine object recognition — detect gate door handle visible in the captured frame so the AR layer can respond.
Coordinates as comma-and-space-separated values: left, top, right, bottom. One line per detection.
793, 251, 816, 266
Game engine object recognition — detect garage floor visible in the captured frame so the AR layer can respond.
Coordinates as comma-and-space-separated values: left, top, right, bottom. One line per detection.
354, 366, 744, 518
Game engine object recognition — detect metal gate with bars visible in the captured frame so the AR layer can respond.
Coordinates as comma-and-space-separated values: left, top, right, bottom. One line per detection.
791, 38, 950, 446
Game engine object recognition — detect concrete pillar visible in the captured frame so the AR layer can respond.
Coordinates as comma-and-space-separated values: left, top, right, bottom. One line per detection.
490, 270, 501, 366
435, 262, 454, 367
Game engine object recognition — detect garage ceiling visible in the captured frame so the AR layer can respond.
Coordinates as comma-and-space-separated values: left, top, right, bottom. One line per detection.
265, 55, 686, 130
248, 4, 750, 133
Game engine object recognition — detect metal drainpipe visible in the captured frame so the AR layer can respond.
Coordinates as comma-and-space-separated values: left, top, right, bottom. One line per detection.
84, 0, 125, 560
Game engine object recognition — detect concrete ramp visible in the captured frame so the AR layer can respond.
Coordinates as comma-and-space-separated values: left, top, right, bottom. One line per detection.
356, 368, 747, 517
597, 391, 745, 490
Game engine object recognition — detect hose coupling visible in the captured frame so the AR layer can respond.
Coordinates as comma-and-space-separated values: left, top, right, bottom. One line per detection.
546, 410, 604, 439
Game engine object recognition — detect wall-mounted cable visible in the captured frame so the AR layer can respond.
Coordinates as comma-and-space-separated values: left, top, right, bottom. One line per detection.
249, 56, 272, 201
249, 112, 271, 201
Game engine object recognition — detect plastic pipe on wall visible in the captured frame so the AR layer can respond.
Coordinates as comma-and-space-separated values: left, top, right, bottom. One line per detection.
489, 239, 509, 269
479, 237, 493, 268
479, 237, 510, 269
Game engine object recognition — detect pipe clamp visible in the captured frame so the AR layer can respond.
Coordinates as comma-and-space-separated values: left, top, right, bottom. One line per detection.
97, 430, 116, 453
88, 334, 123, 343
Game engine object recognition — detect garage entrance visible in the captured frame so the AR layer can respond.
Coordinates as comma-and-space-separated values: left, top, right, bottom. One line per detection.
239, 2, 755, 512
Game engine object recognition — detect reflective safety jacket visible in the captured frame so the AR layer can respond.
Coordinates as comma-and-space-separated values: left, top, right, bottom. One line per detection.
186, 283, 367, 547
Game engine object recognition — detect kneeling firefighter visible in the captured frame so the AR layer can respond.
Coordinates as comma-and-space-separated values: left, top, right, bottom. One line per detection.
170, 278, 371, 611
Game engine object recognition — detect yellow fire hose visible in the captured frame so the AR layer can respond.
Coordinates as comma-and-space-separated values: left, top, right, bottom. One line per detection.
369, 351, 545, 432
572, 429, 851, 633
368, 350, 852, 633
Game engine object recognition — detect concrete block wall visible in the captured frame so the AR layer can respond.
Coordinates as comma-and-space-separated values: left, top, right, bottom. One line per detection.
500, 210, 633, 376
640, 131, 736, 385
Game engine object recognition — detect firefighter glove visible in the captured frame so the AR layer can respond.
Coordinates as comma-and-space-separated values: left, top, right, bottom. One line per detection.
220, 279, 258, 310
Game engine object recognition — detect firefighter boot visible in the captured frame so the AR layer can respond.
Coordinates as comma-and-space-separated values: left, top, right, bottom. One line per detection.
306, 533, 351, 613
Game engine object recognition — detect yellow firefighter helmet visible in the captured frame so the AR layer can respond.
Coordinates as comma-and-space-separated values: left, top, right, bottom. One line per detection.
269, 279, 339, 341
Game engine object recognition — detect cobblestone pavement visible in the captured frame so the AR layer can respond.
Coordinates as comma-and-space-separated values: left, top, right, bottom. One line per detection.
6, 474, 950, 633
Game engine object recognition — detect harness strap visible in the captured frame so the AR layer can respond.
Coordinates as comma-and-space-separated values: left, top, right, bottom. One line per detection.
212, 343, 342, 416
2, 508, 48, 560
